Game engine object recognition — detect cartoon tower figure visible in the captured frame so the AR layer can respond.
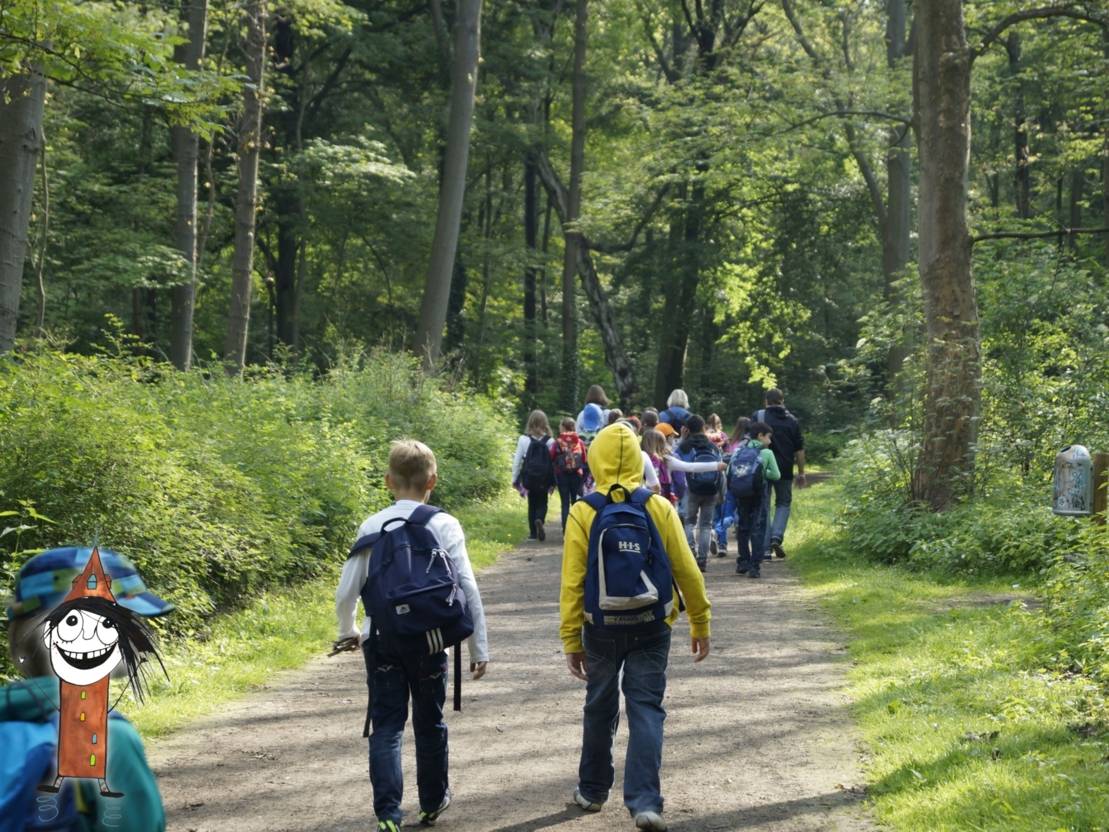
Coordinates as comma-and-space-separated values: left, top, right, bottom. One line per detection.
40, 548, 130, 797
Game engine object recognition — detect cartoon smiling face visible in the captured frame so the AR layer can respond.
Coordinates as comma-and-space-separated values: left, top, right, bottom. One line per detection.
43, 606, 124, 686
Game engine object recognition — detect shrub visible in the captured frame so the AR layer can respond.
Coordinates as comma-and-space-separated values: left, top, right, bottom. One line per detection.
0, 348, 515, 675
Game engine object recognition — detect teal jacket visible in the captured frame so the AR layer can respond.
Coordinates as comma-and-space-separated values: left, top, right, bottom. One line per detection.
0, 677, 165, 832
748, 439, 781, 481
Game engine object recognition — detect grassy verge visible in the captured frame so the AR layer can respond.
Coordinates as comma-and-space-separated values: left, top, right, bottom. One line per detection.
788, 481, 1108, 832
129, 489, 527, 738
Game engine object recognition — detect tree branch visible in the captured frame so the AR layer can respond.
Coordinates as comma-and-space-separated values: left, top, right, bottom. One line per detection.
972, 226, 1109, 243
972, 5, 1109, 62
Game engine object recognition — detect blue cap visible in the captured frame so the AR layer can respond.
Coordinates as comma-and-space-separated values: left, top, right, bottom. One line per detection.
6, 546, 174, 621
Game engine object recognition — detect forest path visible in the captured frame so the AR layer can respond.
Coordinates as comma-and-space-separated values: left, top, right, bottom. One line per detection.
149, 521, 874, 832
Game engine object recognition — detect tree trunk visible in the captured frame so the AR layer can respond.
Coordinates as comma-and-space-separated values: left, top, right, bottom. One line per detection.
523, 152, 539, 402
0, 68, 46, 354
414, 0, 483, 368
911, 0, 980, 510
1068, 167, 1084, 251
169, 0, 209, 370
559, 0, 588, 409
224, 0, 267, 373
884, 0, 911, 284
1006, 33, 1031, 220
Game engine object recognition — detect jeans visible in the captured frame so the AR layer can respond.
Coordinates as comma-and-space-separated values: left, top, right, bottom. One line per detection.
527, 487, 549, 537
762, 478, 794, 548
714, 492, 737, 550
683, 491, 716, 564
556, 472, 584, 530
364, 642, 449, 824
578, 624, 671, 816
736, 490, 768, 571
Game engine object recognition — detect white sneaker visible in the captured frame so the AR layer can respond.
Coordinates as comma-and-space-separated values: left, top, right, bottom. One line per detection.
635, 811, 668, 831
573, 787, 604, 812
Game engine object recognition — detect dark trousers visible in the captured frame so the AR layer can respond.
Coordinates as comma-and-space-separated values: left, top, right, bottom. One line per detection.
735, 491, 768, 572
363, 642, 449, 824
578, 624, 671, 815
527, 486, 549, 537
556, 472, 584, 530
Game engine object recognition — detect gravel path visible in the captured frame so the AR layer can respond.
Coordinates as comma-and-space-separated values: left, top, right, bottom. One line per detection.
150, 524, 875, 832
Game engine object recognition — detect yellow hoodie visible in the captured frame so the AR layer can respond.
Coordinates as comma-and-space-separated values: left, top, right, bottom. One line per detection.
559, 423, 711, 654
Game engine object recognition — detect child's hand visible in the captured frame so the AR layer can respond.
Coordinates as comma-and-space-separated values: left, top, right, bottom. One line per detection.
565, 652, 588, 681
470, 661, 488, 680
716, 462, 727, 471
691, 636, 710, 662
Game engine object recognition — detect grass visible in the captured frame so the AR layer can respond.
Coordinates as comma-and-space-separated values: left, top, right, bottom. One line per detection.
787, 481, 1108, 832
128, 488, 527, 738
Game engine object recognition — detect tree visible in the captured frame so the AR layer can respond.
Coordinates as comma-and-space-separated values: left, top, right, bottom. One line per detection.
0, 67, 46, 354
169, 0, 209, 370
910, 0, 978, 510
224, 0, 267, 373
415, 0, 484, 368
560, 0, 588, 409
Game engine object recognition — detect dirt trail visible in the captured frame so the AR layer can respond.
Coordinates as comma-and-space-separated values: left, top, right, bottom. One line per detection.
149, 526, 875, 832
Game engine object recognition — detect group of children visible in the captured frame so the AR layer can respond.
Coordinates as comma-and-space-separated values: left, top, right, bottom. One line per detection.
511, 385, 795, 579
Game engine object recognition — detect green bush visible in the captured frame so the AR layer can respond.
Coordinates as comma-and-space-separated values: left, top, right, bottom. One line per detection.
0, 348, 515, 663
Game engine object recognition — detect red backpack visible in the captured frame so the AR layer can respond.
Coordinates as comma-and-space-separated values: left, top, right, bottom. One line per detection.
554, 434, 586, 476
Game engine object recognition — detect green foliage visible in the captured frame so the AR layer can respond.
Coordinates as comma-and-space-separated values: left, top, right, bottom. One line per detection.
0, 346, 515, 677
791, 482, 1107, 831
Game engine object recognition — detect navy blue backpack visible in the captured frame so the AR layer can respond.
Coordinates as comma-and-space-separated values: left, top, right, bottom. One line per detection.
727, 444, 765, 499
685, 444, 723, 496
582, 487, 676, 629
349, 505, 474, 723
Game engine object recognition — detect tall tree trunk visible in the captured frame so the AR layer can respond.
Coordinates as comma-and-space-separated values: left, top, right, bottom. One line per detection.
415, 0, 483, 368
1006, 33, 1031, 220
560, 0, 588, 409
169, 0, 209, 370
224, 0, 267, 373
1067, 168, 1084, 251
884, 0, 911, 284
911, 0, 980, 511
523, 152, 539, 402
0, 68, 46, 354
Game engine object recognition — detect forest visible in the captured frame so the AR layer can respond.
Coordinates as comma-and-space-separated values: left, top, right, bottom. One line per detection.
0, 0, 1108, 828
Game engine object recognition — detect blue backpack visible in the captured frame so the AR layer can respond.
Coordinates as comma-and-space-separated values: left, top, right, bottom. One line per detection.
0, 683, 84, 832
727, 444, 765, 499
581, 487, 675, 629
350, 506, 474, 719
685, 443, 723, 496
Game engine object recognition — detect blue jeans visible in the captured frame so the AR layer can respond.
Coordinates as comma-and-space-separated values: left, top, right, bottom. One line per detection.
763, 478, 793, 547
364, 642, 449, 824
556, 471, 584, 531
714, 492, 737, 549
683, 491, 716, 563
578, 624, 671, 816
736, 490, 768, 570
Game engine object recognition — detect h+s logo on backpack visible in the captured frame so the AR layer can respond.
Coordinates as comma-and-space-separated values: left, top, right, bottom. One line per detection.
617, 540, 642, 554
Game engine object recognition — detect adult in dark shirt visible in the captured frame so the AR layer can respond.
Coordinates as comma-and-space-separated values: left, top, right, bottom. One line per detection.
751, 388, 807, 558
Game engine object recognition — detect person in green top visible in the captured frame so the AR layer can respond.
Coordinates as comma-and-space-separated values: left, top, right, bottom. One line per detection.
735, 421, 781, 578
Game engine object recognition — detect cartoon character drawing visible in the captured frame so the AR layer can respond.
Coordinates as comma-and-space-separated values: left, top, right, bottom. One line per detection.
35, 547, 164, 798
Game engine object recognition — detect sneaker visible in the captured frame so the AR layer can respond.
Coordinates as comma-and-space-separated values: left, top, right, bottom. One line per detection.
418, 791, 451, 826
536, 520, 546, 541
748, 568, 761, 579
771, 540, 787, 559
697, 559, 707, 573
718, 544, 729, 558
573, 787, 604, 812
377, 821, 401, 832
736, 561, 748, 574
709, 533, 718, 557
634, 811, 668, 831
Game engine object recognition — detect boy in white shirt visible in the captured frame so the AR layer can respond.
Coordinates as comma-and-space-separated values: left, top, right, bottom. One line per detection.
336, 440, 489, 832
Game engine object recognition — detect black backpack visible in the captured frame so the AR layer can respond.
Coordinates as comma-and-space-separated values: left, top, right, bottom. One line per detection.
686, 443, 723, 496
522, 436, 554, 490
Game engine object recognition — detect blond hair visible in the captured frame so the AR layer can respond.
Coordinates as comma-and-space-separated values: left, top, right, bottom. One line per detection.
526, 409, 551, 438
641, 428, 666, 457
388, 439, 437, 491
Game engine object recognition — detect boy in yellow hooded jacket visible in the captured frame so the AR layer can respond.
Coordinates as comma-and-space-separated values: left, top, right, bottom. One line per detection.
560, 422, 711, 832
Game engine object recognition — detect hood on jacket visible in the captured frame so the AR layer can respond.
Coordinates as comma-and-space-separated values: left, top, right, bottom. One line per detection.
587, 423, 644, 496
0, 676, 59, 722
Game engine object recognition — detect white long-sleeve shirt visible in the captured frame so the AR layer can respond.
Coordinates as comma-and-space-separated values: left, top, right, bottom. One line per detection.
640, 450, 719, 488
335, 500, 489, 663
511, 434, 554, 484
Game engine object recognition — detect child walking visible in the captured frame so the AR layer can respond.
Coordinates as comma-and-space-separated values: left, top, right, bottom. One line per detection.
732, 421, 780, 579
561, 423, 712, 832
512, 410, 556, 540
335, 440, 490, 832
714, 417, 751, 558
552, 417, 588, 532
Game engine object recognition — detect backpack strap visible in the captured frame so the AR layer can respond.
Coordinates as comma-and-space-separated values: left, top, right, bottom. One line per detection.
757, 409, 766, 423
348, 507, 442, 556
582, 491, 608, 513
407, 504, 442, 527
